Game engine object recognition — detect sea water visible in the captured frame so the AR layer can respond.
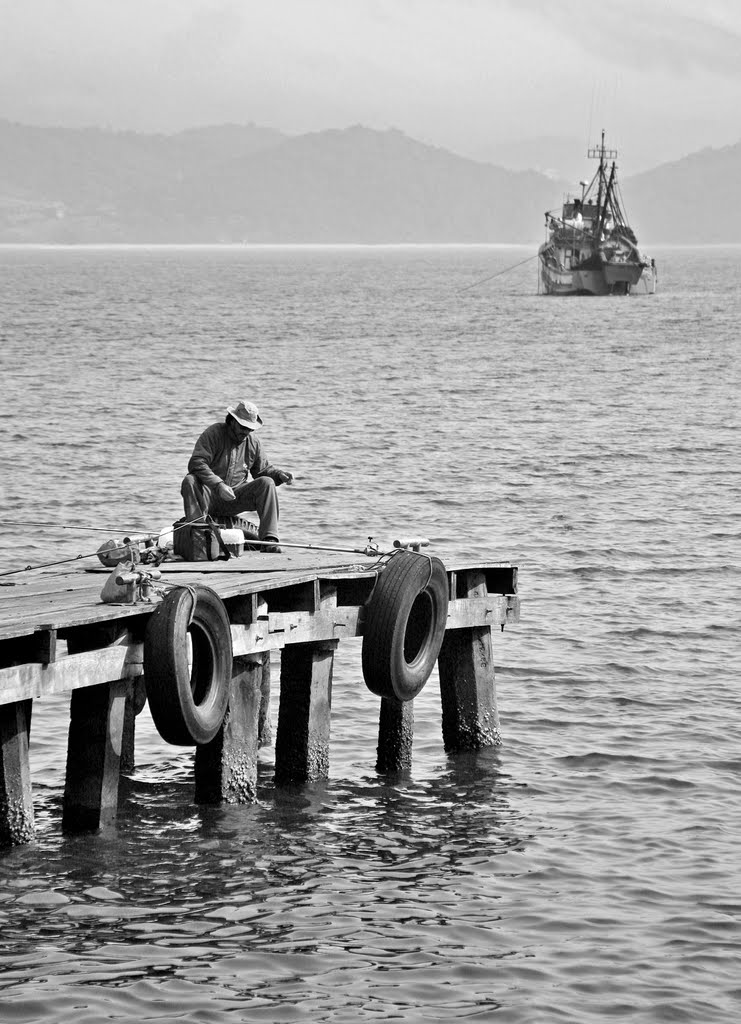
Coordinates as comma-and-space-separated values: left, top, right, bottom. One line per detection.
0, 244, 739, 1022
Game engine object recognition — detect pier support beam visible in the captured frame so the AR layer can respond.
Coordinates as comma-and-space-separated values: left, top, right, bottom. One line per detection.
62, 679, 128, 832
120, 678, 146, 775
376, 697, 414, 773
194, 655, 263, 804
438, 625, 500, 751
437, 569, 500, 752
275, 640, 337, 785
258, 651, 272, 748
0, 700, 34, 846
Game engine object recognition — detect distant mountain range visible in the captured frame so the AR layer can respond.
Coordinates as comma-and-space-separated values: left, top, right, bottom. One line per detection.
1, 119, 739, 244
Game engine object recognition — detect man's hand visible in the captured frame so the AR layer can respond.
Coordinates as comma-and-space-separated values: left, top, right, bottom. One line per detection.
275, 470, 294, 485
216, 482, 236, 502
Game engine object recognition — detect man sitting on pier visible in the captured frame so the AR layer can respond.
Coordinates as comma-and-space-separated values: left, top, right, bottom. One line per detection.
181, 400, 293, 551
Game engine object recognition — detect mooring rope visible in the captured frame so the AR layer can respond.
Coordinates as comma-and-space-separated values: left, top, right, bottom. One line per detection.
458, 251, 539, 293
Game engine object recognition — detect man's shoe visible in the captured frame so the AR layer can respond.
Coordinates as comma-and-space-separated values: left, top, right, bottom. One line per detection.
262, 536, 282, 554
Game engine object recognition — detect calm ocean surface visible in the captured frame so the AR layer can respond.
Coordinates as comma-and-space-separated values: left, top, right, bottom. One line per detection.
0, 244, 740, 1022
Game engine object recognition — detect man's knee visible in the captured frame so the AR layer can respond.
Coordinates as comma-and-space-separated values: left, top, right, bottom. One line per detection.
181, 474, 210, 518
252, 476, 276, 497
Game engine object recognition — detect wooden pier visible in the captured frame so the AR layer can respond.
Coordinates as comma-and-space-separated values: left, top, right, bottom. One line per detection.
0, 549, 519, 846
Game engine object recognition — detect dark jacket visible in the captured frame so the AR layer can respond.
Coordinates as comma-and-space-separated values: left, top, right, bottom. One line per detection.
188, 422, 279, 490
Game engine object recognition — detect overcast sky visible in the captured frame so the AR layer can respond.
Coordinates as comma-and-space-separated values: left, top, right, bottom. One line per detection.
2, 0, 740, 173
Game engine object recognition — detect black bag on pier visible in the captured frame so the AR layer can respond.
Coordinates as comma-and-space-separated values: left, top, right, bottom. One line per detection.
172, 517, 228, 562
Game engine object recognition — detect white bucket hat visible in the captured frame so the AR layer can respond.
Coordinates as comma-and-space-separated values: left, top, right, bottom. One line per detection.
226, 400, 263, 430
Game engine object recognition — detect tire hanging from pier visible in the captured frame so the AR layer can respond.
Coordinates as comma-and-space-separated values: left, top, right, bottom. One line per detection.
143, 584, 232, 745
362, 551, 449, 702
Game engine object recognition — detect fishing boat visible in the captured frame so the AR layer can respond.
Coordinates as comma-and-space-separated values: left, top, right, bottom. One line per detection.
538, 132, 657, 296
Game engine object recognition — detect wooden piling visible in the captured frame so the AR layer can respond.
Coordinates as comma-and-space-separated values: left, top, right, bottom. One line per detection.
438, 625, 500, 751
0, 699, 34, 845
194, 655, 263, 804
258, 651, 272, 748
376, 697, 414, 773
275, 640, 338, 785
62, 678, 128, 832
437, 570, 501, 752
120, 678, 146, 775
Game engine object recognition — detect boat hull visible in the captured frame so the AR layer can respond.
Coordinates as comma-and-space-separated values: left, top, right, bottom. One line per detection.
539, 247, 656, 296
629, 263, 658, 295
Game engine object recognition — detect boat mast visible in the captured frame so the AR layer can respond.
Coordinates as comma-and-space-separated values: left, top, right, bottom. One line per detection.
598, 162, 617, 239
588, 129, 617, 231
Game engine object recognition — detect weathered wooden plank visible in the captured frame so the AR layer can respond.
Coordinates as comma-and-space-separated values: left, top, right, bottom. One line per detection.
0, 573, 105, 598
230, 606, 363, 656
0, 625, 36, 643
446, 595, 520, 629
0, 639, 143, 706
134, 552, 379, 574
0, 595, 154, 635
1, 558, 513, 642
0, 587, 105, 623
0, 565, 355, 639
0, 570, 367, 641
225, 596, 511, 657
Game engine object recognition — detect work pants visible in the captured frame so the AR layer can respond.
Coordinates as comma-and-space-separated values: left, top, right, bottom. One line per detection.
181, 474, 280, 540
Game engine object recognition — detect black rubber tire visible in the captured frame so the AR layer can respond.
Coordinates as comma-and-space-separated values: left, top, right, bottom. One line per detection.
143, 584, 232, 745
362, 551, 449, 702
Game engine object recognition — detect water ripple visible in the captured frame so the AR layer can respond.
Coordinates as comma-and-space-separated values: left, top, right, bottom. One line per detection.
1, 245, 740, 1022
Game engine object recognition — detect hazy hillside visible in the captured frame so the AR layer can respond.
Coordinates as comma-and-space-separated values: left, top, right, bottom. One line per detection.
0, 120, 561, 244
624, 142, 741, 244
164, 125, 561, 243
1, 119, 739, 244
0, 120, 288, 243
482, 135, 587, 183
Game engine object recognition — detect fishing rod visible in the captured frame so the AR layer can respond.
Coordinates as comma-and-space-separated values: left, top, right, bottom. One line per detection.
0, 518, 428, 579
0, 520, 154, 534
234, 536, 429, 556
0, 516, 208, 579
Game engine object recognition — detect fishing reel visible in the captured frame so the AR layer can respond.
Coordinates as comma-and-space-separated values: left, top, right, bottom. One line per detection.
96, 533, 166, 568
99, 561, 164, 605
